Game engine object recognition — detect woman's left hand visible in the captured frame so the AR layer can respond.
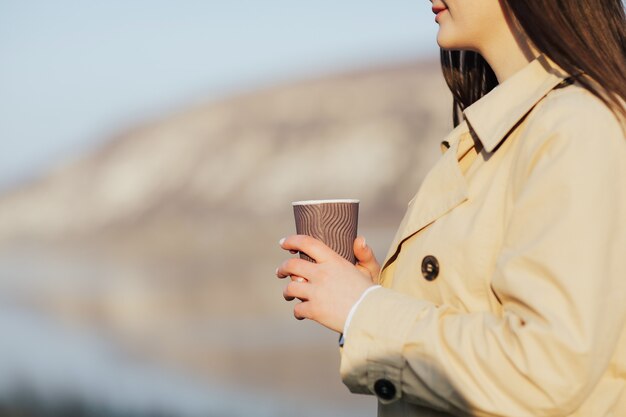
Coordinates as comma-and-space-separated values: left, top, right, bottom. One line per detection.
276, 234, 375, 333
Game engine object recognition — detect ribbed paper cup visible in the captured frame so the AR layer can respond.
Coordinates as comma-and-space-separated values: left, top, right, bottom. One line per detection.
292, 199, 359, 264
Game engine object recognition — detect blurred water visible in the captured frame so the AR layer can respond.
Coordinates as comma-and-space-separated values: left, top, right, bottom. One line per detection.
0, 303, 248, 416
0, 244, 376, 416
0, 302, 374, 417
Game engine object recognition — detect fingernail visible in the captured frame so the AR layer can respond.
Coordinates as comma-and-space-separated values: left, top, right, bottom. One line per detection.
361, 237, 367, 249
275, 268, 279, 276
279, 238, 285, 246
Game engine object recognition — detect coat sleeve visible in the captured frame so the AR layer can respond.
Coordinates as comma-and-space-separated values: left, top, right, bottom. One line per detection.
339, 93, 626, 416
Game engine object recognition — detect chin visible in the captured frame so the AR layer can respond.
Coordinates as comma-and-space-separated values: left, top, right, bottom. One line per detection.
436, 27, 457, 49
436, 36, 452, 50
436, 29, 475, 51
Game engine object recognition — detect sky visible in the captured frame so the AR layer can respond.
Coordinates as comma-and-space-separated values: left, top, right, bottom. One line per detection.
0, 1, 439, 190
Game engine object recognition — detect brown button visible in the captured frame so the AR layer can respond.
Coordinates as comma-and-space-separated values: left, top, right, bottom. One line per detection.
421, 255, 439, 281
374, 379, 396, 400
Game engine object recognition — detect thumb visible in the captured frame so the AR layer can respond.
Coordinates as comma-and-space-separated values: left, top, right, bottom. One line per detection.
354, 236, 381, 282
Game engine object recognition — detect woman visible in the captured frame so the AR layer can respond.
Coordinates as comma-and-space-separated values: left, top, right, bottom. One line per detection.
276, 0, 626, 415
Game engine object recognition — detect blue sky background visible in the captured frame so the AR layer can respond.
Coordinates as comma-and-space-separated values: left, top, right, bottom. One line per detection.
0, 0, 439, 190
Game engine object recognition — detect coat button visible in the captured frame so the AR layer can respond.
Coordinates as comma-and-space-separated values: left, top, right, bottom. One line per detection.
374, 379, 396, 400
421, 255, 439, 281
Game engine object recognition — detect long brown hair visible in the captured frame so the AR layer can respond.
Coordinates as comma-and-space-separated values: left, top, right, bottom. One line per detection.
441, 0, 626, 127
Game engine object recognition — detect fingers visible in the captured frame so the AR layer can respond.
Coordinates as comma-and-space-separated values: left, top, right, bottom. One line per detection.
276, 258, 317, 280
294, 301, 312, 321
290, 276, 307, 282
282, 276, 307, 301
283, 280, 310, 302
353, 236, 381, 281
279, 235, 336, 263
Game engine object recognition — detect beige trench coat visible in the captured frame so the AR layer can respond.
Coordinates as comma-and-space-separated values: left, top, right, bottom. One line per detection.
339, 55, 626, 417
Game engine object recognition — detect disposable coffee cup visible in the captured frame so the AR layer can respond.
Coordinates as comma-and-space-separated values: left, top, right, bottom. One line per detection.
292, 199, 359, 264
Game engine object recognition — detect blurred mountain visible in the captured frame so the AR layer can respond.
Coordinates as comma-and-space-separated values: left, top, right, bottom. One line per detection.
0, 58, 451, 411
0, 60, 450, 240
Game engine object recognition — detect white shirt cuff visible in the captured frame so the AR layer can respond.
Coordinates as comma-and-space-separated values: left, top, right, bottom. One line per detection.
340, 285, 382, 345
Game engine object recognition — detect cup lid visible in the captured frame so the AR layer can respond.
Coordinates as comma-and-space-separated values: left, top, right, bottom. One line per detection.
292, 199, 359, 206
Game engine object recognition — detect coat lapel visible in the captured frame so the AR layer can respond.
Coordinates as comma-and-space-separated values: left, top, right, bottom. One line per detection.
380, 125, 470, 274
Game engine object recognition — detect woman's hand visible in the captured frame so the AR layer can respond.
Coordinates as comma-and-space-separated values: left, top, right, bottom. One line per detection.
276, 235, 379, 333
353, 235, 381, 283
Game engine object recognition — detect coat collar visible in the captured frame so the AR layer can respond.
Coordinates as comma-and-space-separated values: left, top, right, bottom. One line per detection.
379, 56, 569, 278
462, 55, 569, 153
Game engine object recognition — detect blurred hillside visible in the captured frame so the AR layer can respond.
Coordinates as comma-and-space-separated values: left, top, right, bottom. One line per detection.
0, 59, 451, 415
